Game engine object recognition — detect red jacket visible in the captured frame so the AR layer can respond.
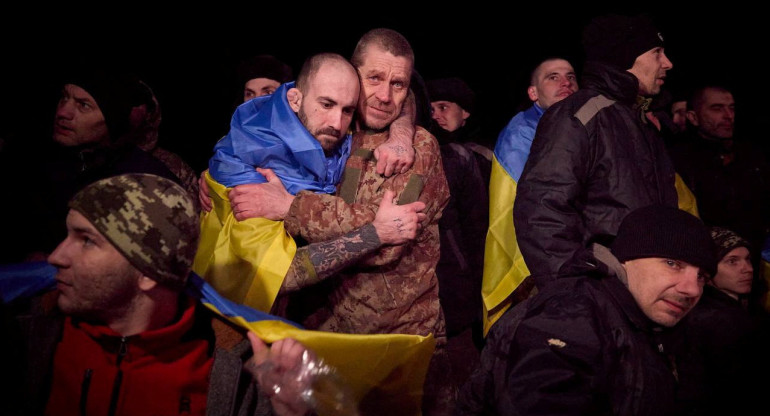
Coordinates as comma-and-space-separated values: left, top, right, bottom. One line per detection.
45, 299, 213, 416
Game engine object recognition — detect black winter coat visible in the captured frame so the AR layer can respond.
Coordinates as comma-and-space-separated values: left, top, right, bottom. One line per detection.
457, 246, 681, 415
514, 62, 678, 289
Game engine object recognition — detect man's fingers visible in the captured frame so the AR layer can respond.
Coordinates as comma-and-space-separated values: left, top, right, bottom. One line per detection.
198, 171, 213, 212
380, 189, 395, 207
375, 152, 389, 175
384, 161, 395, 178
256, 167, 279, 182
248, 332, 270, 366
402, 200, 426, 213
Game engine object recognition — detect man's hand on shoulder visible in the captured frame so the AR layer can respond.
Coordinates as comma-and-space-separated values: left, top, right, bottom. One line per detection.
375, 91, 417, 177
228, 168, 294, 221
374, 134, 415, 177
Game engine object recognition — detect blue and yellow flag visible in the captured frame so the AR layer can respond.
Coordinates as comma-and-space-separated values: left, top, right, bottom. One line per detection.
0, 263, 435, 415
482, 105, 541, 335
196, 82, 351, 312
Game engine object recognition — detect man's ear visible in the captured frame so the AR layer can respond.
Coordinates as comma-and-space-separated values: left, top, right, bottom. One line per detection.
527, 86, 538, 103
461, 109, 470, 121
287, 88, 303, 112
137, 275, 159, 292
686, 110, 699, 127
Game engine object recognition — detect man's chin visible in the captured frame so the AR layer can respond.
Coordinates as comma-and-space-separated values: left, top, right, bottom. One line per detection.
362, 113, 395, 132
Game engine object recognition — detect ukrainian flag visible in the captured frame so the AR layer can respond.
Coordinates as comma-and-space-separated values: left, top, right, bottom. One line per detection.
0, 263, 434, 415
194, 82, 350, 313
193, 170, 296, 313
481, 106, 541, 336
482, 154, 531, 335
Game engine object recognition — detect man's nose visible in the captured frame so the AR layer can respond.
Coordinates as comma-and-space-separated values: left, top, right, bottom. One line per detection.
677, 266, 702, 298
375, 83, 392, 103
328, 109, 344, 132
55, 99, 75, 119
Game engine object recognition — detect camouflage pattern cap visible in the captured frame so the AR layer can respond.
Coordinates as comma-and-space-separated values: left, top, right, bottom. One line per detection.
69, 173, 199, 289
710, 226, 752, 261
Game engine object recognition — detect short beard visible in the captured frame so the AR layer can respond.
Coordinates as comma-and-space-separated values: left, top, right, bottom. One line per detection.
298, 107, 343, 155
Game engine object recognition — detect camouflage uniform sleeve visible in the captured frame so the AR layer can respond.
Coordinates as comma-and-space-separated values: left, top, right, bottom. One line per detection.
284, 191, 376, 242
284, 128, 449, 267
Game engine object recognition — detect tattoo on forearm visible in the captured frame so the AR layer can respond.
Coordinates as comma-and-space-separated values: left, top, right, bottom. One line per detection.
310, 223, 381, 280
281, 224, 382, 293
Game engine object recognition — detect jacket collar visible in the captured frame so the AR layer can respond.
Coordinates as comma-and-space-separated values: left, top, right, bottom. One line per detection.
582, 61, 640, 105
591, 244, 663, 333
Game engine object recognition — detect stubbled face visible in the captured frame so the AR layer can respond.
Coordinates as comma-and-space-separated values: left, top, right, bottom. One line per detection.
356, 46, 412, 131
244, 77, 281, 102
688, 88, 735, 140
527, 59, 578, 109
628, 47, 673, 96
430, 100, 469, 132
53, 84, 109, 146
48, 210, 141, 322
624, 257, 706, 327
295, 61, 359, 155
712, 246, 753, 298
671, 100, 687, 132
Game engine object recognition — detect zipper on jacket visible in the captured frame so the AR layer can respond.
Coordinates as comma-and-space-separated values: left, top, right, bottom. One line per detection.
79, 368, 93, 416
107, 337, 128, 416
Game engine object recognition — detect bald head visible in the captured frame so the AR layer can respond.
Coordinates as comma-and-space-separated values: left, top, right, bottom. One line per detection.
288, 53, 360, 155
527, 58, 578, 110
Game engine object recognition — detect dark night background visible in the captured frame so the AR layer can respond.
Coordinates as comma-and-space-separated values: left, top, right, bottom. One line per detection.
2, 8, 761, 172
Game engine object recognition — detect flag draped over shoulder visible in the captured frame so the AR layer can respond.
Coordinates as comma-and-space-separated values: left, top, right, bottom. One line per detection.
195, 82, 351, 312
481, 105, 541, 335
0, 264, 435, 414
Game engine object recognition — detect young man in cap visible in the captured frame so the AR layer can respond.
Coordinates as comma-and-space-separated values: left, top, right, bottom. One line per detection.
676, 227, 770, 415
426, 77, 489, 343
0, 173, 322, 415
514, 14, 679, 290
458, 205, 716, 415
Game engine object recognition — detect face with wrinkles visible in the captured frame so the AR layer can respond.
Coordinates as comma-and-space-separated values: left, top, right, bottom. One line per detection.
53, 84, 109, 146
687, 88, 735, 140
355, 45, 412, 131
624, 257, 706, 326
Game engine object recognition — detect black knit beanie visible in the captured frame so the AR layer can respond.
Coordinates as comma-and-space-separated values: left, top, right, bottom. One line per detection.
611, 205, 717, 276
66, 70, 145, 142
236, 54, 293, 87
426, 77, 475, 114
582, 13, 665, 70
